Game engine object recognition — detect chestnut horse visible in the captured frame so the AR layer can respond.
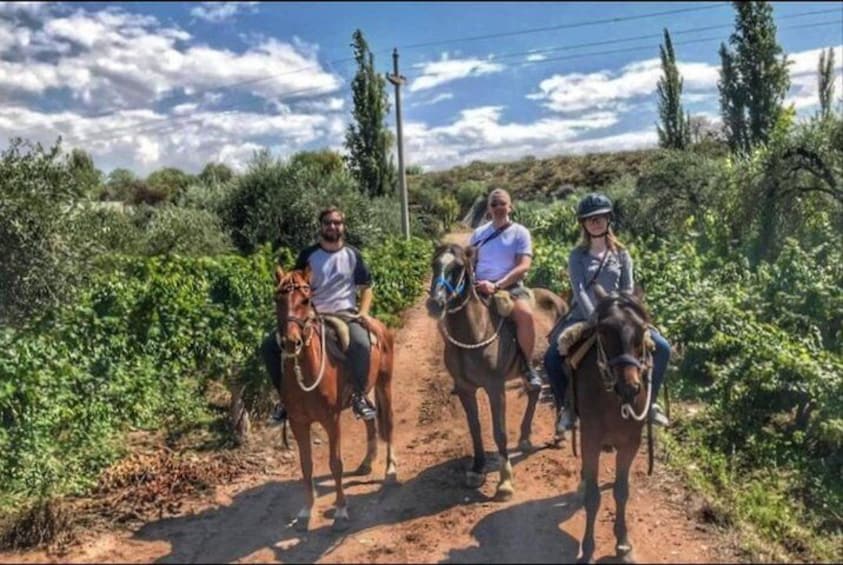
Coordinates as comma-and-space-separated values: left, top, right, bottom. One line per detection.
566, 286, 656, 563
274, 265, 397, 532
426, 243, 566, 500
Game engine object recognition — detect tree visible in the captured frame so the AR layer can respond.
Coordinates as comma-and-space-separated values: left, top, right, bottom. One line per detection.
344, 29, 397, 198
719, 42, 747, 153
145, 167, 194, 203
199, 162, 234, 185
102, 167, 136, 201
818, 47, 836, 119
656, 29, 690, 150
718, 1, 791, 153
66, 147, 102, 196
0, 139, 92, 325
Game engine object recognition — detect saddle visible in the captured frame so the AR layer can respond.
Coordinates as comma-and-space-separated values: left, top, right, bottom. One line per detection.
490, 287, 536, 317
558, 321, 597, 370
557, 320, 657, 371
321, 313, 379, 364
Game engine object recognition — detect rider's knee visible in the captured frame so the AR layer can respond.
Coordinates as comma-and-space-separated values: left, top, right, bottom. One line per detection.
511, 300, 534, 322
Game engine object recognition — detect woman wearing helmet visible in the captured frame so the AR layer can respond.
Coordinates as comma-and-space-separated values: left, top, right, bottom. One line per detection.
543, 192, 671, 433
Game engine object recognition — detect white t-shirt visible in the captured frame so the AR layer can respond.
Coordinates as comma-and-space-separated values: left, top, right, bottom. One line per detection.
469, 221, 533, 282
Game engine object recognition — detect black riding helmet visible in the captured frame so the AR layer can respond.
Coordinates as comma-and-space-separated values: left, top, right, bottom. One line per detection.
576, 192, 613, 220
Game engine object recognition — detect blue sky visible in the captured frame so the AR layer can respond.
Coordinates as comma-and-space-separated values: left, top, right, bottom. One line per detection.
1, 1, 840, 174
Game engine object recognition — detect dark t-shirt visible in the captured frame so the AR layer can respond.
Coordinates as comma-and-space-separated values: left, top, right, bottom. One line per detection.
293, 243, 372, 313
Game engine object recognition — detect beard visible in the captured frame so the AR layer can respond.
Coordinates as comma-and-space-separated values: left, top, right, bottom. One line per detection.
321, 230, 341, 242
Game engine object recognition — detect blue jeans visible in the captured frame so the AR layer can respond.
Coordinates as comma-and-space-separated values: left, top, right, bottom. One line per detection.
543, 320, 670, 407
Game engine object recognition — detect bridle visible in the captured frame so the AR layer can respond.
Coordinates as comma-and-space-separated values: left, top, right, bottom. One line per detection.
593, 306, 654, 421
430, 252, 504, 349
275, 280, 327, 392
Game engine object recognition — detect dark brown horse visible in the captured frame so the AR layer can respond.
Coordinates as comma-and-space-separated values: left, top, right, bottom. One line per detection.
426, 243, 566, 499
274, 265, 397, 532
566, 286, 656, 563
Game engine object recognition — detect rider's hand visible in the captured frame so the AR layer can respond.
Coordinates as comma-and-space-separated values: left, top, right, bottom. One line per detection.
475, 280, 496, 296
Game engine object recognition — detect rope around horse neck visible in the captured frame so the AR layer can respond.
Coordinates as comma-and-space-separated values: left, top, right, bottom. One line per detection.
620, 363, 653, 421
439, 315, 505, 349
281, 318, 327, 392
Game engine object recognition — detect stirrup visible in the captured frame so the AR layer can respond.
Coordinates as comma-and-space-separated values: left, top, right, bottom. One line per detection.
649, 404, 669, 427
352, 395, 376, 421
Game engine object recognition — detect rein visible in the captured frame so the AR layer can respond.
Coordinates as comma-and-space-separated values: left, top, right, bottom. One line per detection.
592, 315, 655, 422
276, 282, 328, 393
431, 260, 504, 349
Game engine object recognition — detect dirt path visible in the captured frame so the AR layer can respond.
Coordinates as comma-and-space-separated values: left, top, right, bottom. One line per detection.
1, 232, 734, 564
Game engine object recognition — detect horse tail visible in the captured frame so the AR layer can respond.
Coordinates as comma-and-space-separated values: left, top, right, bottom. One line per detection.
375, 328, 395, 445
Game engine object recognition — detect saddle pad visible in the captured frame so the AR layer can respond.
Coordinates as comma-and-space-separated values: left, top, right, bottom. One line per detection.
321, 314, 379, 352
492, 287, 535, 317
558, 321, 596, 370
557, 321, 657, 370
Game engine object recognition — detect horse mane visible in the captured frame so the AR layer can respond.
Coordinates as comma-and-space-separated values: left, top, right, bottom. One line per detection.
595, 291, 651, 326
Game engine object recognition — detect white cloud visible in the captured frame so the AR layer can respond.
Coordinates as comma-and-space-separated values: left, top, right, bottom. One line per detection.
190, 2, 259, 23
0, 103, 344, 174
526, 53, 547, 62
411, 92, 454, 107
403, 105, 625, 170
409, 54, 505, 92
172, 103, 198, 115
0, 6, 340, 108
785, 45, 843, 111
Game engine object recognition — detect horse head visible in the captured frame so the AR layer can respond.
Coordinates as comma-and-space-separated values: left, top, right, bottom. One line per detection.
274, 265, 316, 355
426, 243, 474, 319
592, 284, 653, 404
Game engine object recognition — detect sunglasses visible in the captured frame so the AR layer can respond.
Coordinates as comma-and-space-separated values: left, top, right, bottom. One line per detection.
489, 201, 509, 208
322, 220, 344, 226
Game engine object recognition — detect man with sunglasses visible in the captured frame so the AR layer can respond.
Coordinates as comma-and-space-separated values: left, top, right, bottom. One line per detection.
469, 189, 544, 392
261, 206, 377, 423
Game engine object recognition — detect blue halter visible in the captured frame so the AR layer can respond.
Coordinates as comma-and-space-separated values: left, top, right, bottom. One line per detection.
435, 274, 465, 297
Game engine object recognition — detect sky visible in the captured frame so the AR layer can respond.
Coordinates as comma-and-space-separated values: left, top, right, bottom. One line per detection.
0, 1, 841, 175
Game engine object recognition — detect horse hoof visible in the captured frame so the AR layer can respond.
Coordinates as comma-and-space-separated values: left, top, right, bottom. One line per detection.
517, 439, 534, 453
294, 516, 310, 532
465, 471, 486, 489
332, 516, 350, 532
616, 544, 635, 563
496, 481, 514, 501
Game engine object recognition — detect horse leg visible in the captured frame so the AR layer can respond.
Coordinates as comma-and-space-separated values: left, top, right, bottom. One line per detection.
290, 419, 315, 532
613, 444, 637, 563
489, 386, 514, 501
352, 418, 377, 476
374, 365, 398, 483
456, 388, 486, 488
578, 434, 602, 564
518, 387, 539, 453
326, 416, 350, 532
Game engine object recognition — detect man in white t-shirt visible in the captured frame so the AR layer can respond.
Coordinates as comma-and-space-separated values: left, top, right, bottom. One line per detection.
469, 188, 542, 392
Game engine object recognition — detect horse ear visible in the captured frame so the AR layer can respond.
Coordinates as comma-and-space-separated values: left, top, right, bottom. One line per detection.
593, 283, 608, 301
303, 262, 312, 282
464, 245, 476, 263
275, 265, 284, 284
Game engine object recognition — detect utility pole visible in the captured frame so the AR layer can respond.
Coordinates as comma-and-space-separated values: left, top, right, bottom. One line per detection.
387, 48, 410, 239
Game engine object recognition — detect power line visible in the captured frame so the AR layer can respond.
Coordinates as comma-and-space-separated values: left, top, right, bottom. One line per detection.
499, 19, 843, 71
59, 12, 842, 146
397, 3, 732, 50
490, 7, 842, 62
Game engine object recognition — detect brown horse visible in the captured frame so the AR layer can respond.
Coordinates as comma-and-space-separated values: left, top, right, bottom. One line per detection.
274, 265, 397, 532
566, 286, 656, 563
426, 243, 566, 499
